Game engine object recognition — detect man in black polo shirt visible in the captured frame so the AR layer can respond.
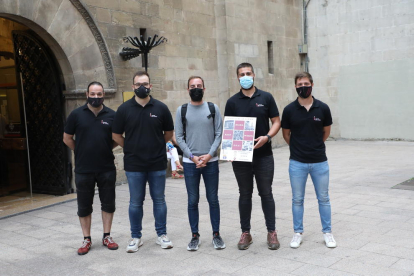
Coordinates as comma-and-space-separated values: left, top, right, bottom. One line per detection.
63, 81, 118, 255
281, 72, 336, 249
224, 62, 281, 250
112, 71, 174, 253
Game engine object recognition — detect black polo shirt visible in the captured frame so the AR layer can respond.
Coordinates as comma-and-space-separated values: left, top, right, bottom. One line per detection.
112, 96, 174, 172
281, 97, 332, 163
64, 104, 116, 174
224, 87, 279, 157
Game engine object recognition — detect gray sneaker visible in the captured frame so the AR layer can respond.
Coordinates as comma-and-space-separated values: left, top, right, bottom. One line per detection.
212, 233, 226, 250
187, 233, 200, 251
156, 234, 173, 249
126, 238, 143, 253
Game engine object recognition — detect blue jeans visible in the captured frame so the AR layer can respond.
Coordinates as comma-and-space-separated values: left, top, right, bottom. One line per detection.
125, 170, 167, 238
183, 161, 220, 233
289, 160, 331, 233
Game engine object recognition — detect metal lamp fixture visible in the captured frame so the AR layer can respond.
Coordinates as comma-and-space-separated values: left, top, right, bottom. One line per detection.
119, 34, 167, 72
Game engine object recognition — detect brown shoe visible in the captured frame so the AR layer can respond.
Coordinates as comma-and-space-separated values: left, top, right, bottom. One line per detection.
237, 231, 253, 250
267, 231, 280, 250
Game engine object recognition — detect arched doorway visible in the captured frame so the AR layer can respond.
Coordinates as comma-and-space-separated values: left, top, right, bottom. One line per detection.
0, 18, 70, 197
0, 0, 118, 207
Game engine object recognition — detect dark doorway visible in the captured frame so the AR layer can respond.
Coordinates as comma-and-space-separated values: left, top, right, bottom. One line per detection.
11, 30, 70, 195
0, 17, 71, 198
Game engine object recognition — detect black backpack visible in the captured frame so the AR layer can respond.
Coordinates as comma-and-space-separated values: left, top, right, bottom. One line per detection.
181, 102, 215, 142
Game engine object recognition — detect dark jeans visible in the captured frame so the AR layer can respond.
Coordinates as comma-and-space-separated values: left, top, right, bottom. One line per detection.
232, 155, 275, 232
75, 170, 116, 217
125, 170, 167, 238
183, 161, 220, 233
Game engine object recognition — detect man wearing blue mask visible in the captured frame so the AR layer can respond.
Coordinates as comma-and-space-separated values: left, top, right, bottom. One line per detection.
112, 71, 174, 253
224, 63, 282, 250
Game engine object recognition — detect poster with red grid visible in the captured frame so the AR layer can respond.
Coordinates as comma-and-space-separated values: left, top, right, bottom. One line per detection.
220, 116, 257, 162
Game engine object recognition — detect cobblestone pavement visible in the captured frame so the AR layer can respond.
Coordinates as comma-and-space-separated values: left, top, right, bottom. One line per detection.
2, 140, 414, 275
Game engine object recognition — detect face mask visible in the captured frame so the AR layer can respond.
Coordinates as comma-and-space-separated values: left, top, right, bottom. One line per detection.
239, 76, 254, 90
296, 86, 312, 98
134, 85, 150, 99
189, 88, 204, 102
87, 97, 104, 108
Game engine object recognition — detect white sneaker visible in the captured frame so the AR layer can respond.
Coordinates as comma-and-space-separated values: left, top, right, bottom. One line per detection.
126, 238, 143, 253
156, 234, 173, 249
290, 233, 303, 248
323, 233, 337, 248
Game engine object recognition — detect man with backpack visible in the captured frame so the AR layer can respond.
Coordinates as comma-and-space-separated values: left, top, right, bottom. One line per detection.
175, 76, 225, 251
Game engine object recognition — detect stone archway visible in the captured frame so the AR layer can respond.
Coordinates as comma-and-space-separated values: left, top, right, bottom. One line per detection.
0, 0, 117, 98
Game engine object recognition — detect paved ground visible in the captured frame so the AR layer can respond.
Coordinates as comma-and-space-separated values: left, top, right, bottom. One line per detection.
1, 140, 414, 276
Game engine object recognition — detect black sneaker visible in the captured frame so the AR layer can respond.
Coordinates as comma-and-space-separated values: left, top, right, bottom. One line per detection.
212, 233, 226, 250
187, 233, 200, 251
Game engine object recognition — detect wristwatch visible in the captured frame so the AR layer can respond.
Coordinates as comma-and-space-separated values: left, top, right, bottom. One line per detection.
266, 134, 272, 143
189, 154, 194, 160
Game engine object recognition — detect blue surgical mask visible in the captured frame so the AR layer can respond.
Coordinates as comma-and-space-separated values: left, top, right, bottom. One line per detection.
239, 76, 254, 90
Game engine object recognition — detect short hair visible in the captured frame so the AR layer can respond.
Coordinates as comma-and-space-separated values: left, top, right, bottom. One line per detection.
236, 62, 254, 76
87, 81, 104, 93
132, 71, 151, 84
187, 76, 205, 88
294, 72, 313, 85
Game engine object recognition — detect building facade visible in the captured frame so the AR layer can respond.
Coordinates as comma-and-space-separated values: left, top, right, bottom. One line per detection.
3, 0, 412, 198
306, 0, 414, 139
0, 0, 303, 196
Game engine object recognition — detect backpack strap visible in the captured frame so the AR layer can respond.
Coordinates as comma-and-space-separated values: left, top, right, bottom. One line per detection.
207, 102, 215, 125
181, 103, 188, 142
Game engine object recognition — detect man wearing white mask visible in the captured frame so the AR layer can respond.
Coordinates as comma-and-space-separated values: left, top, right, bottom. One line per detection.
224, 63, 282, 250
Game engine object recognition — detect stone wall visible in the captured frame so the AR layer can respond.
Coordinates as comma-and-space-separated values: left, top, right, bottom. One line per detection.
0, 0, 304, 185
79, 0, 304, 177
220, 0, 303, 144
306, 0, 414, 140
80, 0, 303, 143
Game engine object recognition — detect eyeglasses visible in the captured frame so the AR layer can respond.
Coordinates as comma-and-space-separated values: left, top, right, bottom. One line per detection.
189, 84, 203, 89
133, 82, 149, 87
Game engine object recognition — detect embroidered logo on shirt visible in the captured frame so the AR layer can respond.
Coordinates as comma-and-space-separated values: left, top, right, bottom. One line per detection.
314, 116, 321, 121
150, 113, 158, 117
256, 103, 264, 107
101, 120, 109, 125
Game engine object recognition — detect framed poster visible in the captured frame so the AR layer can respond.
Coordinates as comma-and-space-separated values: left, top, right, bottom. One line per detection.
220, 116, 257, 162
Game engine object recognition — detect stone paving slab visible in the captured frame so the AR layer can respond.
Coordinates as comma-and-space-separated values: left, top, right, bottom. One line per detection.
2, 140, 414, 275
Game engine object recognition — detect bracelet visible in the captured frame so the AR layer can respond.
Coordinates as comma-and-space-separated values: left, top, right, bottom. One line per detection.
266, 134, 272, 143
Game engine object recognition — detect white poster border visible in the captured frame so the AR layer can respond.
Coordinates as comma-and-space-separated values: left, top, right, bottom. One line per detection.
220, 116, 257, 162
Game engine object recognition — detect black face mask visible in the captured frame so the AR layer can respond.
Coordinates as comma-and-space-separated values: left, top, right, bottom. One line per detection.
296, 86, 312, 99
189, 88, 204, 102
87, 97, 104, 108
134, 85, 150, 99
